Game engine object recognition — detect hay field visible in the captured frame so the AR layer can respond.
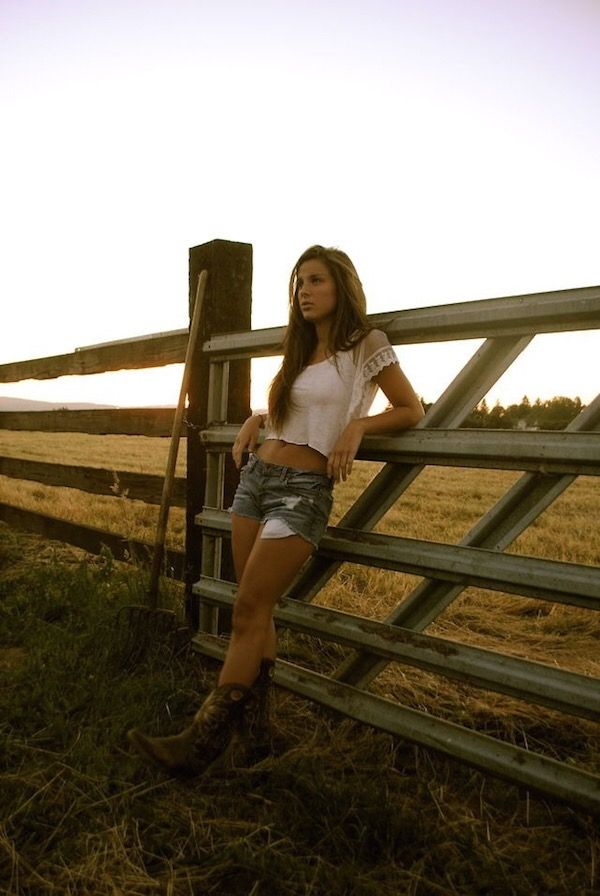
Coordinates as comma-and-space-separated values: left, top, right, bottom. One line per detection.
1, 429, 599, 894
1, 428, 598, 682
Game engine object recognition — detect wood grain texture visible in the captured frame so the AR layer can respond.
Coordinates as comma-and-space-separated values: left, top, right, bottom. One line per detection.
0, 407, 177, 435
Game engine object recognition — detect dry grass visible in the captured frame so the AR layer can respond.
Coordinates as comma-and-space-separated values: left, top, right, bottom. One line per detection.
0, 431, 187, 551
1, 431, 598, 674
0, 430, 185, 476
1, 430, 598, 561
0, 430, 599, 893
1, 529, 599, 896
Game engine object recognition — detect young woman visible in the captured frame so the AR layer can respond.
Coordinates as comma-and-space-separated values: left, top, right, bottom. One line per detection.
128, 245, 424, 774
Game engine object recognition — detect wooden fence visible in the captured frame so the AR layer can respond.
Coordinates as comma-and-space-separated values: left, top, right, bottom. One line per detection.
0, 239, 253, 594
1, 239, 599, 814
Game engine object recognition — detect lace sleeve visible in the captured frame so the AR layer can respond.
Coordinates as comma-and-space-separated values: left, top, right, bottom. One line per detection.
360, 329, 399, 379
345, 330, 399, 423
363, 344, 398, 380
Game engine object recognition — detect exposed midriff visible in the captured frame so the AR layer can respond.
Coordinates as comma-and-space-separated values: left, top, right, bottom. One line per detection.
257, 439, 328, 473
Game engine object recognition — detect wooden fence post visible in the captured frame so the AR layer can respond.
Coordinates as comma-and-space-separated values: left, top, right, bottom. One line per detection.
185, 239, 253, 628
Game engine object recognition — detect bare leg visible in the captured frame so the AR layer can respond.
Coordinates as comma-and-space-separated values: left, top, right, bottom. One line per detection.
231, 514, 261, 580
127, 516, 310, 773
218, 530, 314, 687
230, 515, 277, 660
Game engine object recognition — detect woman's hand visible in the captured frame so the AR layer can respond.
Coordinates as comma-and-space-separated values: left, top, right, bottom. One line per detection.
327, 419, 366, 482
232, 415, 263, 469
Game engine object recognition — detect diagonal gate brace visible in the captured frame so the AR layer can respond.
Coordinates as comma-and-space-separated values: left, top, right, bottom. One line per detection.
335, 393, 600, 687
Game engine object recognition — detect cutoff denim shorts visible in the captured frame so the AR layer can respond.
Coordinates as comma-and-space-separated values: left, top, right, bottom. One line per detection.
229, 454, 334, 549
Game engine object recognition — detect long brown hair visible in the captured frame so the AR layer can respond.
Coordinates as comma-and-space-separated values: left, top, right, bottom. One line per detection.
268, 245, 371, 430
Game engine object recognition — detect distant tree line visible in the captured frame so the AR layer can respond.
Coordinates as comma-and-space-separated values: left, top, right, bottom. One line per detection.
419, 396, 585, 430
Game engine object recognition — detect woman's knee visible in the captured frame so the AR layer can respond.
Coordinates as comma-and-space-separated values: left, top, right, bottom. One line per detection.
231, 591, 268, 635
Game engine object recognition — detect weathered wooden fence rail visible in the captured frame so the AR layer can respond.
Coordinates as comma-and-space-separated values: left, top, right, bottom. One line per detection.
0, 239, 251, 575
0, 331, 188, 382
1, 238, 599, 813
0, 407, 177, 435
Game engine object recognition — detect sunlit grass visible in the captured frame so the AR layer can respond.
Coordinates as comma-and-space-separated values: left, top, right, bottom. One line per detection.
1, 433, 598, 672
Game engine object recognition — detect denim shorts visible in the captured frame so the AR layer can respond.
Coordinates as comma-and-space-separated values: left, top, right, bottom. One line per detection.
229, 454, 334, 548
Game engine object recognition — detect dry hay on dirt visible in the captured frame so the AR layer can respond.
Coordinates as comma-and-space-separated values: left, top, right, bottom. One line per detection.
0, 524, 599, 895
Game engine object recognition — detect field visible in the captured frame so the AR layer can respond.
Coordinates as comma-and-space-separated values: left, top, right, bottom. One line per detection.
1, 430, 599, 894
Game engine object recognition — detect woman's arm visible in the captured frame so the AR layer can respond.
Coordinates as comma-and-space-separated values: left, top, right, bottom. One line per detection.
232, 413, 266, 469
359, 362, 424, 433
327, 363, 424, 481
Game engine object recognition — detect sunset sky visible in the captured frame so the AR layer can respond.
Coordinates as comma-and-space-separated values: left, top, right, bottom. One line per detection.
1, 0, 598, 410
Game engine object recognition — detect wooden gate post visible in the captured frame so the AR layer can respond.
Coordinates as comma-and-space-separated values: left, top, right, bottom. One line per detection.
185, 239, 253, 627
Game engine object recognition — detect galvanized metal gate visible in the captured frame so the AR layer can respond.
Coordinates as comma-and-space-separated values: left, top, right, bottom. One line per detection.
190, 278, 600, 814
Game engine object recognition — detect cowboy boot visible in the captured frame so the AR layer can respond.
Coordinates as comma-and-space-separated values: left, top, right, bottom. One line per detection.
243, 658, 275, 762
127, 682, 250, 776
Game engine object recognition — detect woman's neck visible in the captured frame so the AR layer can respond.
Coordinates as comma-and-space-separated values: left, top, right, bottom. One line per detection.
314, 319, 333, 349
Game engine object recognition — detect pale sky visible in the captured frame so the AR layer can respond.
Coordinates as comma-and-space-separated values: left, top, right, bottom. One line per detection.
1, 0, 598, 410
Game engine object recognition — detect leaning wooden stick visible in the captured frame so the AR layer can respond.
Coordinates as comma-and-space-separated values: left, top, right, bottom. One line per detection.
147, 269, 208, 608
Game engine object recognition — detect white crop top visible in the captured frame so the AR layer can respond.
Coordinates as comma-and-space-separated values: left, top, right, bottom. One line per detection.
263, 329, 399, 458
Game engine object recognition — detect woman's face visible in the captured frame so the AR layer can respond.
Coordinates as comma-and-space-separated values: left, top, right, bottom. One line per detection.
296, 259, 338, 326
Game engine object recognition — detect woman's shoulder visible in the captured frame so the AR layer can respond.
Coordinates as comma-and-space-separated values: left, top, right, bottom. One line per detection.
353, 329, 400, 384
337, 329, 394, 368
352, 328, 393, 357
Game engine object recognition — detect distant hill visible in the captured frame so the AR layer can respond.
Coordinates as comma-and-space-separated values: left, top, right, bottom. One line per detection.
0, 397, 117, 412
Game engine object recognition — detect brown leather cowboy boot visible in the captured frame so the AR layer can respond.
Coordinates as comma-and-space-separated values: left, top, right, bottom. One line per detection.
127, 682, 250, 776
243, 658, 275, 762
